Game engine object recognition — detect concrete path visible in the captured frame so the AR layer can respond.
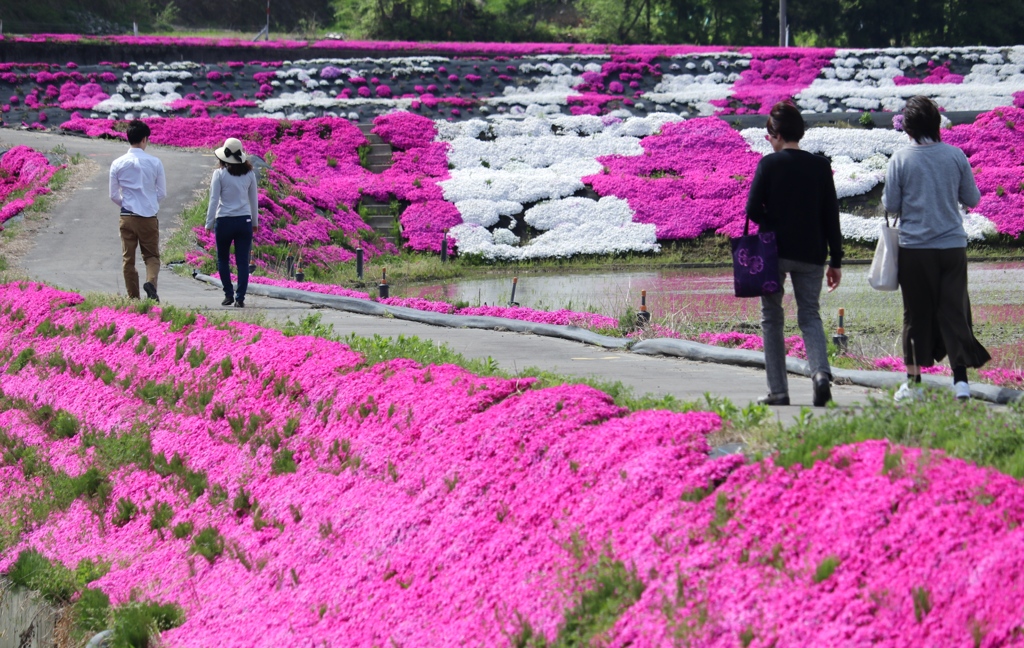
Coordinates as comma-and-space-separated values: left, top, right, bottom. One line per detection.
1, 128, 882, 420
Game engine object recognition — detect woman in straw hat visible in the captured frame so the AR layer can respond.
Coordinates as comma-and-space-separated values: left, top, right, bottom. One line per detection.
205, 137, 259, 307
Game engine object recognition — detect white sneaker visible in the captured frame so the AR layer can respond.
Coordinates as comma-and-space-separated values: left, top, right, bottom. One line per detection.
954, 381, 971, 400
894, 382, 923, 403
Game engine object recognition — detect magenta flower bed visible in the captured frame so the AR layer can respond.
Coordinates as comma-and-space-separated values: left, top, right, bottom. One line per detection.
699, 331, 807, 359
368, 297, 621, 329
586, 118, 761, 239
369, 112, 458, 252
3, 282, 1024, 645
713, 47, 835, 114
0, 145, 62, 227
945, 107, 1024, 237
247, 276, 370, 299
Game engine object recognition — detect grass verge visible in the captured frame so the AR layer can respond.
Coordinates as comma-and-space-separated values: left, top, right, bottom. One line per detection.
164, 190, 210, 269
768, 388, 1024, 478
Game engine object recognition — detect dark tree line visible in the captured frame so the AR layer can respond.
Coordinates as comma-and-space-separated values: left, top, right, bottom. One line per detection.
4, 0, 1024, 47
4, 0, 333, 34
334, 0, 1024, 47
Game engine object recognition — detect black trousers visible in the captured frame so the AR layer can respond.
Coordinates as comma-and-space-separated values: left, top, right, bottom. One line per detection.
898, 247, 990, 368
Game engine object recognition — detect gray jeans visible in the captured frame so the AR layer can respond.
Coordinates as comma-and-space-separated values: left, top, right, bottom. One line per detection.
760, 258, 831, 396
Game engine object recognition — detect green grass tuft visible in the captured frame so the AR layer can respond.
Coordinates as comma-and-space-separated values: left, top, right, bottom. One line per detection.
769, 390, 1024, 478
813, 555, 840, 583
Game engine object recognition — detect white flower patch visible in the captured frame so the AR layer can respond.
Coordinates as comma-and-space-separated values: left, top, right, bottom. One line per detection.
524, 196, 630, 229
797, 80, 1024, 113
441, 163, 595, 204
797, 46, 1024, 114
484, 74, 582, 106
436, 113, 689, 259
841, 210, 996, 242
492, 228, 520, 245
643, 73, 739, 114
130, 70, 193, 83
740, 127, 908, 160
830, 154, 889, 199
92, 92, 183, 113
436, 119, 492, 141
258, 92, 411, 113
444, 113, 683, 141
454, 199, 522, 226
445, 133, 643, 170
143, 81, 180, 94
450, 197, 659, 261
602, 113, 686, 137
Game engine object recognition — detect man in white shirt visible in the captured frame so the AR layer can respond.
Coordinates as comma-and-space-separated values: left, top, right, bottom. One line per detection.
109, 119, 167, 302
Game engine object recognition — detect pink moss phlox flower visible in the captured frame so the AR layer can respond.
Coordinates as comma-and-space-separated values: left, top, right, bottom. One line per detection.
586, 118, 761, 240
246, 276, 369, 298
944, 106, 1024, 236
698, 331, 806, 358
873, 356, 951, 375
0, 146, 63, 225
713, 47, 835, 114
5, 281, 1024, 645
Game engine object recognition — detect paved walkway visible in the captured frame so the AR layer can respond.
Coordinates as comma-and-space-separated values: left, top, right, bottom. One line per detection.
1, 129, 881, 419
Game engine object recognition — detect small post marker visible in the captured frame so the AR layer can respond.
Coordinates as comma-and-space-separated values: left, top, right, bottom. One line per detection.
440, 236, 448, 263
635, 290, 651, 327
356, 247, 364, 280
378, 267, 389, 299
508, 276, 519, 307
286, 255, 294, 277
832, 307, 848, 353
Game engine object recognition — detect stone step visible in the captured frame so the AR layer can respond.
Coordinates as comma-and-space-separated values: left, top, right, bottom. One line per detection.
366, 215, 394, 228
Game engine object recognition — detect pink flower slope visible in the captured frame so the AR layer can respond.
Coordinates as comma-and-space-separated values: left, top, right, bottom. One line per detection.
1, 282, 1024, 646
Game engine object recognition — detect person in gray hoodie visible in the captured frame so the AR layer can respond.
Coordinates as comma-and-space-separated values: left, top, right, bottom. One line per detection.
883, 95, 990, 402
205, 137, 260, 308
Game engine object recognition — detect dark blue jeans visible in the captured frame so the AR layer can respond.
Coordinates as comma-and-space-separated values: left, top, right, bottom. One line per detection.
215, 216, 253, 301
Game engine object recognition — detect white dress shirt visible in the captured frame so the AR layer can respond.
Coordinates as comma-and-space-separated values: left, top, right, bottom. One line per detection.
109, 147, 167, 217
205, 168, 259, 229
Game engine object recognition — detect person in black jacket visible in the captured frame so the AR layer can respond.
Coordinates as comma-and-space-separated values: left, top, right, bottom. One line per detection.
745, 101, 843, 407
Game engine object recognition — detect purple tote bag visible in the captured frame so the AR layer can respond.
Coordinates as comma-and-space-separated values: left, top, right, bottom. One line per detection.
731, 216, 781, 298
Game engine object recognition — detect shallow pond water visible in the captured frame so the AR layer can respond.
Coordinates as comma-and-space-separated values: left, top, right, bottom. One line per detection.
397, 262, 1024, 356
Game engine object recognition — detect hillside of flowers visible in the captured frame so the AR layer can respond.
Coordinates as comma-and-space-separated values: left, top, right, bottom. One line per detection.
2, 39, 1023, 259
0, 145, 62, 229
2, 281, 1024, 645
3, 40, 1024, 125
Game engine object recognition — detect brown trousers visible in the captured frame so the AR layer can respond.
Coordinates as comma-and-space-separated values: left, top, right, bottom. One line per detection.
898, 247, 990, 369
119, 215, 160, 299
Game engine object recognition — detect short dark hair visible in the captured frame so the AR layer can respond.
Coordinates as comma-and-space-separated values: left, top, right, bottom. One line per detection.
902, 95, 942, 143
220, 159, 254, 177
126, 120, 151, 145
766, 101, 805, 143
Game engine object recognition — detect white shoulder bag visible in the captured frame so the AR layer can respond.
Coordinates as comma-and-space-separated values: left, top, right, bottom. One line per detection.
867, 213, 900, 291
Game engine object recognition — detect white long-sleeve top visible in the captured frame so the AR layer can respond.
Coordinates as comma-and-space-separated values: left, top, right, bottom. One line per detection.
205, 168, 259, 229
109, 147, 166, 217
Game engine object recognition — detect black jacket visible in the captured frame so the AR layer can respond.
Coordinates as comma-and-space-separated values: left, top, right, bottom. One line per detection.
745, 149, 843, 268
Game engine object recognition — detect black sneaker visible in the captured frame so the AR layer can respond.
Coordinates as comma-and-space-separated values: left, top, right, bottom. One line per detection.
812, 372, 832, 407
757, 393, 790, 406
221, 296, 234, 306
234, 299, 245, 308
143, 282, 159, 303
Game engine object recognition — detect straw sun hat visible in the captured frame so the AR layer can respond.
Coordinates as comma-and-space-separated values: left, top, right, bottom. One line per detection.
214, 137, 248, 164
